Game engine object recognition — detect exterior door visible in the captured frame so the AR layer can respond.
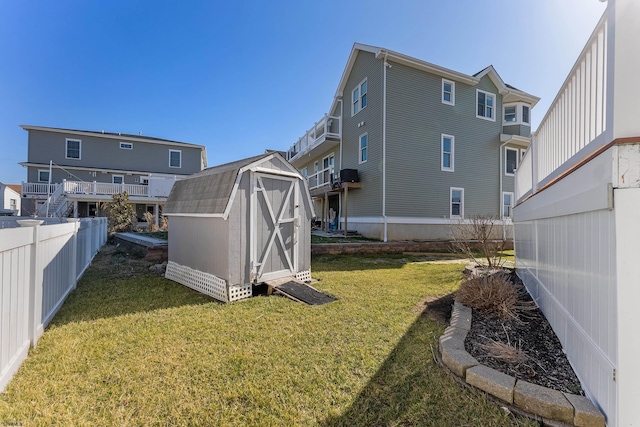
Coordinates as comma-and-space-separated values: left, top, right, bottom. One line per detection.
251, 172, 299, 283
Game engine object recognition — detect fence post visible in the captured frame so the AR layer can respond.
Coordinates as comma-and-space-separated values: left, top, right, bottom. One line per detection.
68, 219, 80, 286
17, 219, 44, 347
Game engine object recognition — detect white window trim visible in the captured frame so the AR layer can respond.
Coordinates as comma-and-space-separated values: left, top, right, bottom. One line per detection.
505, 147, 519, 176
522, 105, 531, 125
442, 79, 455, 106
120, 142, 133, 150
502, 191, 514, 219
450, 187, 464, 219
38, 169, 50, 182
65, 138, 82, 160
476, 89, 496, 122
169, 149, 182, 168
441, 134, 455, 172
503, 105, 517, 124
112, 174, 125, 184
503, 102, 531, 126
359, 132, 368, 164
351, 77, 367, 116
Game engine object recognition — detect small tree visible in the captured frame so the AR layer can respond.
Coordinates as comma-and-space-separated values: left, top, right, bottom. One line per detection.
103, 192, 136, 233
450, 215, 507, 268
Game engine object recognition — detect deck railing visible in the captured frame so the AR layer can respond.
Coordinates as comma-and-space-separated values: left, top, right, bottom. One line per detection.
287, 114, 340, 162
63, 181, 149, 197
516, 13, 612, 201
306, 167, 335, 190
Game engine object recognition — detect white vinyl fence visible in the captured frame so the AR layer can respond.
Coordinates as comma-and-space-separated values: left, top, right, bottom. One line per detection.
514, 0, 640, 425
0, 217, 107, 392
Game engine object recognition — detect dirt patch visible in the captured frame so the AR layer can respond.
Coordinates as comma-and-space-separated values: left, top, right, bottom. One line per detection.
417, 293, 455, 324
464, 272, 584, 395
85, 243, 155, 281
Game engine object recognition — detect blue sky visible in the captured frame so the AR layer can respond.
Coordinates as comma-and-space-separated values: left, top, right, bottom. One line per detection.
0, 0, 606, 184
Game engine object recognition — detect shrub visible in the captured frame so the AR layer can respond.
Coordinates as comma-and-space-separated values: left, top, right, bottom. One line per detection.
480, 339, 527, 365
455, 273, 519, 321
143, 211, 158, 232
450, 215, 507, 268
102, 192, 136, 233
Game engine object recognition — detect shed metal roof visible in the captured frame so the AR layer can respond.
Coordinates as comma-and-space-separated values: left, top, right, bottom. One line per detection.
164, 152, 309, 218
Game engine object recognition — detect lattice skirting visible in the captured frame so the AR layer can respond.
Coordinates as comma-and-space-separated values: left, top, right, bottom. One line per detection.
295, 269, 312, 282
166, 261, 252, 303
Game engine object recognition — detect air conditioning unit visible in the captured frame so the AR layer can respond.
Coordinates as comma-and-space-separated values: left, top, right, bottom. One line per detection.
340, 169, 359, 183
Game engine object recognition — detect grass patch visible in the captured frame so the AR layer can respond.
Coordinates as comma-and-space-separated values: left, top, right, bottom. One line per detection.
0, 248, 536, 426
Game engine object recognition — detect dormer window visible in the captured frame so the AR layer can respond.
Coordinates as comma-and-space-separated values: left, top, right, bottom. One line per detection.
504, 106, 517, 123
503, 103, 531, 125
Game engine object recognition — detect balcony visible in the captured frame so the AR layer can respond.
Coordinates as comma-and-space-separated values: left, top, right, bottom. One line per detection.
286, 114, 341, 167
22, 177, 178, 201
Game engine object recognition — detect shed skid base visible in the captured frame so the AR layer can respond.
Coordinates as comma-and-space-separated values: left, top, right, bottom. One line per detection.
166, 261, 252, 303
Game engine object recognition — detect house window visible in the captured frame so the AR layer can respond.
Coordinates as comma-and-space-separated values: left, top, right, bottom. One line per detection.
66, 138, 81, 159
520, 149, 527, 160
450, 187, 464, 218
504, 106, 517, 123
441, 134, 454, 172
301, 168, 308, 178
120, 142, 133, 150
140, 177, 149, 185
476, 89, 495, 121
522, 105, 530, 124
442, 79, 455, 105
112, 175, 124, 184
169, 149, 181, 168
10, 199, 17, 210
505, 147, 518, 175
503, 192, 514, 218
322, 154, 334, 184
314, 161, 319, 174
38, 169, 50, 182
359, 133, 368, 164
352, 78, 367, 116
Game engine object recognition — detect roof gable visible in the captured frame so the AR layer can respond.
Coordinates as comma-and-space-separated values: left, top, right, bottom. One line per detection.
328, 44, 540, 115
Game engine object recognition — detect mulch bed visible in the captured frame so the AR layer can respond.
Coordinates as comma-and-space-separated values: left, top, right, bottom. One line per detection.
463, 272, 584, 395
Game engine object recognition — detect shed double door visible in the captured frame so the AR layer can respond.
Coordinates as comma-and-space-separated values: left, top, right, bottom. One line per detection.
250, 172, 300, 283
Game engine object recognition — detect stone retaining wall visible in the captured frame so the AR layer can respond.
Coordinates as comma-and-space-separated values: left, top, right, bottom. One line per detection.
311, 240, 513, 255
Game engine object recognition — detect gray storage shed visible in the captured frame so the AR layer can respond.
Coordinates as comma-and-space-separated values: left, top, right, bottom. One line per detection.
163, 152, 315, 302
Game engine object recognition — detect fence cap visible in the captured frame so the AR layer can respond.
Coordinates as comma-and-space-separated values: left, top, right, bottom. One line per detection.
16, 219, 44, 227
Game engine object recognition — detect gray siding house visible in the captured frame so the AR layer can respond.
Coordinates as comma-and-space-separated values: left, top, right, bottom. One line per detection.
19, 125, 207, 220
286, 43, 539, 241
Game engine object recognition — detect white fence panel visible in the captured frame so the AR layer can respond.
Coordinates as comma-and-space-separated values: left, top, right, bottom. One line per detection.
0, 217, 107, 392
0, 228, 33, 391
516, 206, 617, 426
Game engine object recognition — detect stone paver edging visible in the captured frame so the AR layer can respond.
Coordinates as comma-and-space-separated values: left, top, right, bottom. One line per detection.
439, 302, 605, 427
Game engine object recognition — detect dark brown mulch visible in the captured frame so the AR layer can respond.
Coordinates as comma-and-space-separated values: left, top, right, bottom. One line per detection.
464, 272, 584, 395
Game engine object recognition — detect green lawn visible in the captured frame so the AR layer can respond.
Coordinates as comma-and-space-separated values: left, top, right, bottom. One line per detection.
0, 250, 535, 426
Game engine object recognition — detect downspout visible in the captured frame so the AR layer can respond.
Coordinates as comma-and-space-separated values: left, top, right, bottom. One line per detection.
382, 52, 389, 242
338, 98, 343, 231
499, 141, 508, 240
